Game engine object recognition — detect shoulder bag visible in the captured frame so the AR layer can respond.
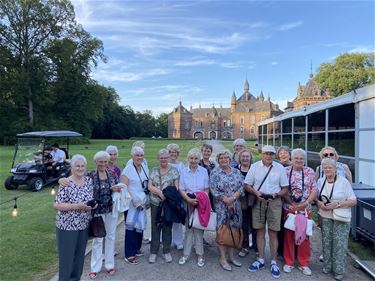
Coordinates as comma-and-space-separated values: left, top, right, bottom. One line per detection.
216, 213, 243, 249
284, 211, 314, 236
333, 208, 351, 222
188, 208, 217, 231
89, 172, 107, 238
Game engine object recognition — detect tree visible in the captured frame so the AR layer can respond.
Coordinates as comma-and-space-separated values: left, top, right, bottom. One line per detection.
0, 0, 76, 125
155, 113, 168, 137
315, 53, 375, 97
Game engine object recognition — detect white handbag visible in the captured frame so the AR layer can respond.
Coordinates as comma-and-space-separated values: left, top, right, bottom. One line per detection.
188, 208, 217, 232
333, 208, 351, 222
284, 212, 314, 236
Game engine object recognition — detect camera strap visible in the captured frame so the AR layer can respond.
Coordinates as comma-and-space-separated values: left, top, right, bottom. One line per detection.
289, 166, 305, 197
133, 163, 148, 188
256, 165, 273, 192
319, 175, 337, 201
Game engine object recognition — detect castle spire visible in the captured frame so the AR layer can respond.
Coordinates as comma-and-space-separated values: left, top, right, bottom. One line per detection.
231, 90, 237, 105
244, 79, 249, 92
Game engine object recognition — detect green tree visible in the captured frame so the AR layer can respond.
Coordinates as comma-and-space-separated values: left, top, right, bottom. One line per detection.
155, 113, 168, 138
315, 53, 375, 97
0, 0, 76, 125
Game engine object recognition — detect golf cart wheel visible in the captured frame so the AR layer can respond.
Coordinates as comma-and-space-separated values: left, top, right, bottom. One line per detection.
28, 177, 44, 191
5, 176, 18, 190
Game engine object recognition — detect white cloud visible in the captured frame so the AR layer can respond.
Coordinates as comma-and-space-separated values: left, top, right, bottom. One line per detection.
347, 46, 375, 53
271, 61, 278, 65
279, 20, 303, 31
175, 58, 215, 66
93, 68, 169, 82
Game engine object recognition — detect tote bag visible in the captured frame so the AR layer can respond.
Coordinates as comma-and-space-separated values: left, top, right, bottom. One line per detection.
284, 212, 314, 236
188, 208, 217, 231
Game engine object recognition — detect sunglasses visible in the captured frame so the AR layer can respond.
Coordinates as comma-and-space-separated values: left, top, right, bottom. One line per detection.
323, 153, 335, 157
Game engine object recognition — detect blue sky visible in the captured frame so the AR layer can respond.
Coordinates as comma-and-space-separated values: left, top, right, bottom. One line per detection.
72, 0, 374, 115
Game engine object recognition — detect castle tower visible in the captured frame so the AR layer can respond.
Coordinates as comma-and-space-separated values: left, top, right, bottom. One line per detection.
168, 101, 193, 139
231, 91, 237, 112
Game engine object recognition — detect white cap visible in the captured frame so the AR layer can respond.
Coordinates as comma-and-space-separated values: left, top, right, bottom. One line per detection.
262, 145, 276, 154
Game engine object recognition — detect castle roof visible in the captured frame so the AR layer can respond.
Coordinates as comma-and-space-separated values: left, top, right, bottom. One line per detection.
297, 75, 329, 98
190, 107, 231, 118
173, 101, 192, 114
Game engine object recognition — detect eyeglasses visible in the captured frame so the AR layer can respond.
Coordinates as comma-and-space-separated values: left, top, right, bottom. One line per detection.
323, 153, 335, 157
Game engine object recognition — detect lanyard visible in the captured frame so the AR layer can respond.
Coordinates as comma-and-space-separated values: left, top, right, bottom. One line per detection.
133, 163, 148, 186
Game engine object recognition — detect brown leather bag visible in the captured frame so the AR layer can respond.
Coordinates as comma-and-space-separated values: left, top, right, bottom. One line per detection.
216, 215, 243, 249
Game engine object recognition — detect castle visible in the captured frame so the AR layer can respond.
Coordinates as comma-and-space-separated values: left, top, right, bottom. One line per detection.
168, 76, 330, 140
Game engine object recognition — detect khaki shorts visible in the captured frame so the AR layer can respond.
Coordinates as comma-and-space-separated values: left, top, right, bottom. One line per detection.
252, 197, 282, 231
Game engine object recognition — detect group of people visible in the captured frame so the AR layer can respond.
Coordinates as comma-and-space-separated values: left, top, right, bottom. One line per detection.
53, 139, 357, 281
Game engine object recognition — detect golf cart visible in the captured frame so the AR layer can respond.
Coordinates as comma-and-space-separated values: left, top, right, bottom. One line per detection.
4, 130, 82, 191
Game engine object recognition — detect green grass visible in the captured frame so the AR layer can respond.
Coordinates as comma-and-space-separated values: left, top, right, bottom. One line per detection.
0, 139, 203, 281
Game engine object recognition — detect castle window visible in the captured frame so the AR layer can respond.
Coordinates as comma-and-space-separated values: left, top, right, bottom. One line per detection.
250, 127, 255, 134
223, 121, 226, 127
211, 120, 215, 129
200, 121, 203, 127
240, 116, 244, 125
228, 120, 231, 126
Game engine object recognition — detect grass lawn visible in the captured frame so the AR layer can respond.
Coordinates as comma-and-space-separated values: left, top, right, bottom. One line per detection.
0, 139, 204, 281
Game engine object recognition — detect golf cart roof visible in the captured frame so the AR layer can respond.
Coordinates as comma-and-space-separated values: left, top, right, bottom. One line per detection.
17, 131, 82, 138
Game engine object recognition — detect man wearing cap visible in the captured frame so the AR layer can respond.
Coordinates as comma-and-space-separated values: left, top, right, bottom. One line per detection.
244, 145, 288, 279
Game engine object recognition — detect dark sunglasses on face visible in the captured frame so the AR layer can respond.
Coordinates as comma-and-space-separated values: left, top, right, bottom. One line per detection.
323, 153, 335, 157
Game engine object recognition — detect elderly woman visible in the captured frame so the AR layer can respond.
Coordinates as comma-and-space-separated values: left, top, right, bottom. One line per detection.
315, 146, 352, 182
235, 149, 256, 257
316, 158, 357, 280
106, 145, 121, 179
178, 148, 210, 267
210, 150, 244, 271
121, 146, 149, 265
199, 144, 216, 175
230, 138, 246, 167
282, 149, 317, 276
277, 146, 292, 167
167, 143, 185, 250
148, 149, 179, 263
54, 155, 96, 281
89, 151, 121, 279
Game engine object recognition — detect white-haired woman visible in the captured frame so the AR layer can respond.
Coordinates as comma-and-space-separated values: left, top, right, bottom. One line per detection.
54, 155, 96, 281
210, 150, 244, 271
167, 143, 185, 250
86, 151, 121, 279
316, 158, 356, 280
178, 148, 210, 267
282, 149, 317, 276
315, 146, 352, 183
106, 145, 121, 179
235, 149, 255, 257
121, 146, 149, 265
230, 138, 246, 167
148, 149, 179, 263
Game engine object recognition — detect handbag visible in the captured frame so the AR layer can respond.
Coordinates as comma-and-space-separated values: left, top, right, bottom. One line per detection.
284, 212, 314, 236
188, 208, 217, 231
89, 215, 107, 238
248, 165, 273, 207
216, 214, 243, 249
333, 208, 351, 222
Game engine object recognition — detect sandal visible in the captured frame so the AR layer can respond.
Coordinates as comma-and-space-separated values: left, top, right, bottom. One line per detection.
124, 256, 139, 265
107, 268, 115, 275
89, 272, 97, 279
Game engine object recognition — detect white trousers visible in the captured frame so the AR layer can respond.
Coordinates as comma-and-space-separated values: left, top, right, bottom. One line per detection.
90, 213, 117, 272
183, 227, 204, 257
172, 222, 184, 246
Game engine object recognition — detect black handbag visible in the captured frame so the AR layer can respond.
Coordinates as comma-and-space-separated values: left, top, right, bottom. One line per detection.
89, 215, 106, 238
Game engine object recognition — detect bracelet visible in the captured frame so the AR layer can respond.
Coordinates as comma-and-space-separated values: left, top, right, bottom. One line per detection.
337, 201, 341, 208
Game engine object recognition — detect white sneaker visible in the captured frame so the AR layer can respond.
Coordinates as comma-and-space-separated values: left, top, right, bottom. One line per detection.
164, 253, 172, 263
298, 266, 312, 276
176, 244, 184, 250
197, 257, 205, 267
283, 264, 294, 273
149, 254, 157, 264
179, 256, 188, 265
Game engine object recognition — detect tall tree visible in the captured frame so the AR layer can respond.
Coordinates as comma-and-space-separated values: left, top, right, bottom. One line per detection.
315, 53, 375, 97
0, 0, 76, 125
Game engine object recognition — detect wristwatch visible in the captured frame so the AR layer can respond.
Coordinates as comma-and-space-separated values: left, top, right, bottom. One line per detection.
337, 201, 341, 208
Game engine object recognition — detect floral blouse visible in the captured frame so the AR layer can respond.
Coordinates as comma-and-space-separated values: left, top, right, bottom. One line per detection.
149, 165, 179, 206
55, 176, 93, 230
210, 167, 244, 228
283, 166, 317, 211
199, 159, 216, 176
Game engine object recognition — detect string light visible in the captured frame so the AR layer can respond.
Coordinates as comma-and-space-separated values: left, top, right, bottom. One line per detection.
51, 186, 56, 196
12, 198, 18, 217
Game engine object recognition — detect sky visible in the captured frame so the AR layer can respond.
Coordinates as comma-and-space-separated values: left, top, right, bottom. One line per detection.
71, 0, 374, 115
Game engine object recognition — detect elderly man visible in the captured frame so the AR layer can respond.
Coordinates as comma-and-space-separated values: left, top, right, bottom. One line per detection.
244, 145, 288, 279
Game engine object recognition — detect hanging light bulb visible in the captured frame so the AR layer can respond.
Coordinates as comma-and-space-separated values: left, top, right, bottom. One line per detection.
12, 198, 18, 217
51, 186, 56, 196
